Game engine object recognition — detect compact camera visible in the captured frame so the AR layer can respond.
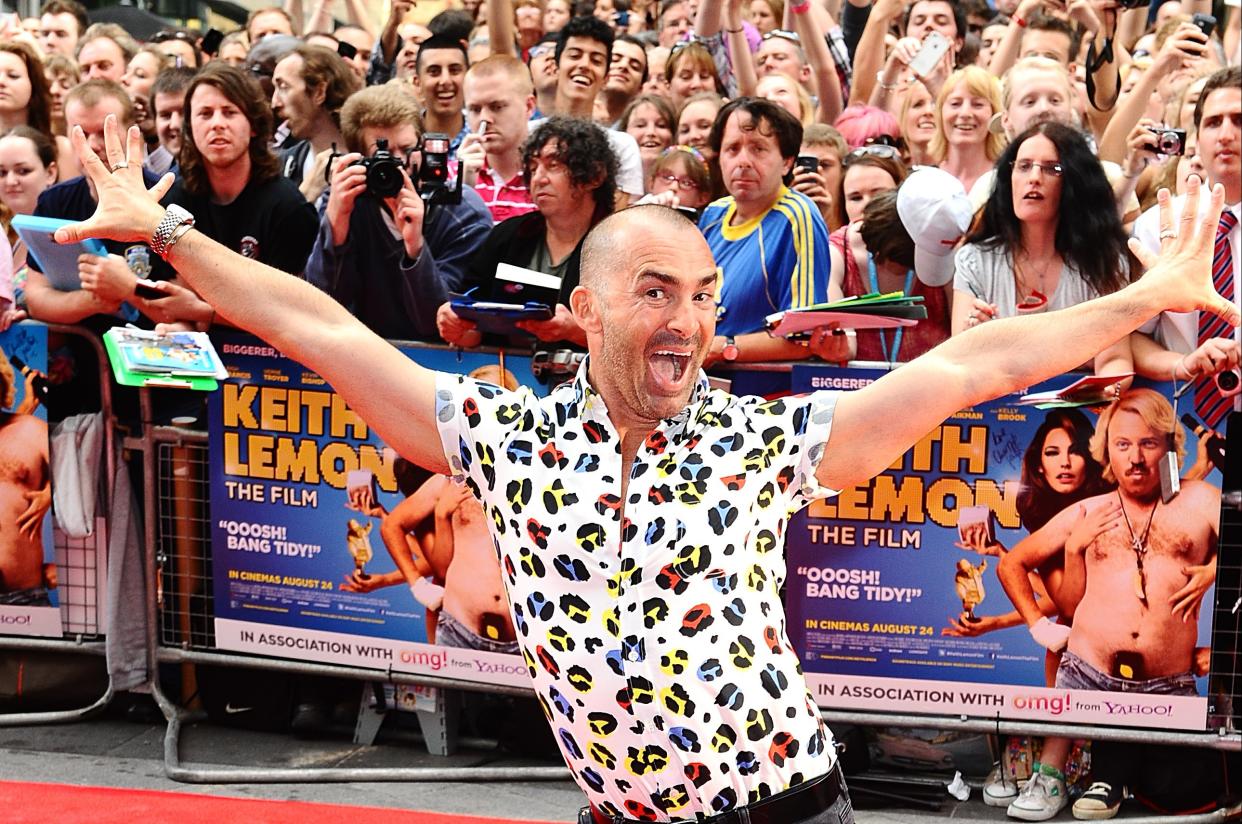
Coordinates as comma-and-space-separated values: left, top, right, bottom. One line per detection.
1146, 126, 1187, 156
352, 138, 405, 198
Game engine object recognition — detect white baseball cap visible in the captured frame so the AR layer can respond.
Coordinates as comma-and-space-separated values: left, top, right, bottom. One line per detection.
896, 166, 974, 287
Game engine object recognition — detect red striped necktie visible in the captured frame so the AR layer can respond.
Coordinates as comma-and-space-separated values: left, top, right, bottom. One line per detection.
1196, 210, 1238, 430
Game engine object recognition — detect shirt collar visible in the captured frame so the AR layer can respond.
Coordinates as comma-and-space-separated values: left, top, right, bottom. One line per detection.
567, 355, 712, 429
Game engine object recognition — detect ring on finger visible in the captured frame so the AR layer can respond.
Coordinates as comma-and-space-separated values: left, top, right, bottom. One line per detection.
112, 161, 128, 170
1158, 228, 1175, 240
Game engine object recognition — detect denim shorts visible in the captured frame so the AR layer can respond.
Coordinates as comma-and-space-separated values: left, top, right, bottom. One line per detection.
435, 610, 520, 655
1055, 650, 1197, 695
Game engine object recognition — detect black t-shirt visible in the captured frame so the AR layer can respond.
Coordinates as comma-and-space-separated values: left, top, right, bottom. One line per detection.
33, 172, 175, 283
166, 175, 318, 275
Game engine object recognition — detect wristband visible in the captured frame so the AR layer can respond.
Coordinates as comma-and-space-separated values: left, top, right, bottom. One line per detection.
724, 25, 744, 32
1013, 14, 1027, 27
790, 0, 812, 13
874, 70, 902, 90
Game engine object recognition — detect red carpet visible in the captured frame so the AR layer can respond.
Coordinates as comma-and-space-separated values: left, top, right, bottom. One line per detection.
0, 781, 561, 824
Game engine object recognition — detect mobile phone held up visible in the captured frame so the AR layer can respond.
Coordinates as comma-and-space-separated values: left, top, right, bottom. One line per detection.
908, 31, 950, 78
1191, 13, 1216, 40
200, 28, 224, 56
794, 155, 819, 174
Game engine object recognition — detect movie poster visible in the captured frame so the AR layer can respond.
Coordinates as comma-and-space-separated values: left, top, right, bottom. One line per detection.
785, 364, 1220, 731
0, 323, 60, 637
208, 334, 545, 687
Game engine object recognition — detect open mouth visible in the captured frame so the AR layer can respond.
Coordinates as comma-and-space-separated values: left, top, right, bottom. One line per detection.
650, 349, 692, 385
570, 72, 594, 87
1022, 191, 1044, 200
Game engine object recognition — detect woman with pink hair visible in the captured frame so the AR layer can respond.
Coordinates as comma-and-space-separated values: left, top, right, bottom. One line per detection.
833, 104, 901, 150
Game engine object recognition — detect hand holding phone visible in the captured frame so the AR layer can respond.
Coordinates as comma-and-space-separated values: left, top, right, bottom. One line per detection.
134, 278, 165, 300
907, 31, 950, 78
794, 155, 819, 174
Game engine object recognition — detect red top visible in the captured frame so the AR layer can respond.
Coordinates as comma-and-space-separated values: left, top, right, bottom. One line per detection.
830, 224, 952, 363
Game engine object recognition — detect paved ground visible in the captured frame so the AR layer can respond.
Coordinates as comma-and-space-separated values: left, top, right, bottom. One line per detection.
0, 694, 1232, 823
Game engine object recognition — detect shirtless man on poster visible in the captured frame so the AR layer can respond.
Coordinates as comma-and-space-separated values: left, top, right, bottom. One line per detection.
0, 352, 52, 606
383, 473, 518, 654
998, 388, 1218, 693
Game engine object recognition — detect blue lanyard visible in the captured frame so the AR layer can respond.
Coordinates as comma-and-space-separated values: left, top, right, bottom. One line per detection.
867, 255, 915, 363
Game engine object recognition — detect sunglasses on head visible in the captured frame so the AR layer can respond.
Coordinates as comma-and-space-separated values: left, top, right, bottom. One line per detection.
844, 144, 900, 165
761, 29, 802, 45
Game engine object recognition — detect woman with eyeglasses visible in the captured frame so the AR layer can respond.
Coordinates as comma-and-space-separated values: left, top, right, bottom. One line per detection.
952, 122, 1133, 337
930, 65, 1003, 194
637, 144, 712, 214
620, 93, 676, 184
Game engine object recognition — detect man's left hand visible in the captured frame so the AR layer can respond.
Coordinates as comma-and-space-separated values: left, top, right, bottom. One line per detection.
386, 169, 425, 261
1129, 179, 1239, 326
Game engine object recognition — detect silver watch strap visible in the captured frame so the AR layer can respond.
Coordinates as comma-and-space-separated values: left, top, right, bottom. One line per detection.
150, 204, 194, 258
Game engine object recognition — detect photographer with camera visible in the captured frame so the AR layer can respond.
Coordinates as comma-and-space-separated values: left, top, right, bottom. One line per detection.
304, 83, 492, 341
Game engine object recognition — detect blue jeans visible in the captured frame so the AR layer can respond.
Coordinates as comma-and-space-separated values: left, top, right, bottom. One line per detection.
1055, 650, 1197, 695
435, 610, 520, 654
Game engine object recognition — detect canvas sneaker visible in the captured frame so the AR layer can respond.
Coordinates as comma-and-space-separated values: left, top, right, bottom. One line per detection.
1072, 782, 1124, 820
984, 764, 1021, 807
1007, 771, 1069, 821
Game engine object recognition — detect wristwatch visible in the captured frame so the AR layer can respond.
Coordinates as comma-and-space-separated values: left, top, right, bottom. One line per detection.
721, 336, 739, 362
150, 204, 195, 258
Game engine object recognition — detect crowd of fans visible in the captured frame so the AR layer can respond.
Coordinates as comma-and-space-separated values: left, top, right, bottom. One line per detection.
0, 0, 1236, 814
0, 0, 1233, 381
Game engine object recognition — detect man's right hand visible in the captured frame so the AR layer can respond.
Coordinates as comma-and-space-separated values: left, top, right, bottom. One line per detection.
1029, 616, 1071, 652
436, 301, 482, 348
325, 153, 368, 248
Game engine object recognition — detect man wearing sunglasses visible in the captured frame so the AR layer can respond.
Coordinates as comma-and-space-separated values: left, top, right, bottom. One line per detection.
304, 83, 492, 341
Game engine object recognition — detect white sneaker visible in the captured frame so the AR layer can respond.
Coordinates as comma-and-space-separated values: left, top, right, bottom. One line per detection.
1007, 772, 1068, 821
984, 764, 1021, 807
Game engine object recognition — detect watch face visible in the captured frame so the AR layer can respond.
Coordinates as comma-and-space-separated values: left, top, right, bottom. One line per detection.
722, 342, 739, 361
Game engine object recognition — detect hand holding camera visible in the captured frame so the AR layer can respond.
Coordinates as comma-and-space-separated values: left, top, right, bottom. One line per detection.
1153, 21, 1209, 73
456, 133, 486, 188
325, 151, 369, 247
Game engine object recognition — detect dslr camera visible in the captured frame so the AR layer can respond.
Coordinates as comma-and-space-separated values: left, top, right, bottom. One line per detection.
414, 132, 463, 206
1146, 126, 1186, 156
351, 137, 405, 198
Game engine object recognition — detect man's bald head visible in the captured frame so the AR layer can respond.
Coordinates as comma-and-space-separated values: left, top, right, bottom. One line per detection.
579, 206, 705, 294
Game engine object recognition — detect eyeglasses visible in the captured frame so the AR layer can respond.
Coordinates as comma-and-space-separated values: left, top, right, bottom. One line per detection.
762, 29, 802, 45
656, 172, 701, 191
863, 134, 902, 149
844, 144, 900, 165
527, 43, 553, 61
1012, 158, 1063, 177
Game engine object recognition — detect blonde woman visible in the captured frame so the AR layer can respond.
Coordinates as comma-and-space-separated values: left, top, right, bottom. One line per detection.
929, 65, 1004, 193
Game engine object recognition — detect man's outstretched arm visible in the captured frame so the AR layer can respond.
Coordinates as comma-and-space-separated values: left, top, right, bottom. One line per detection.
57, 118, 450, 476
818, 181, 1238, 491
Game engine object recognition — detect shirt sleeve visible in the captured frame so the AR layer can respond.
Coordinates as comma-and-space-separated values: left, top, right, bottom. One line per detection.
952, 243, 982, 296
608, 130, 646, 197
435, 372, 540, 497
742, 390, 841, 512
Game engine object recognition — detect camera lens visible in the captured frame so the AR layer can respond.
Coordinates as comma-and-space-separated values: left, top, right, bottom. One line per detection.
367, 160, 403, 198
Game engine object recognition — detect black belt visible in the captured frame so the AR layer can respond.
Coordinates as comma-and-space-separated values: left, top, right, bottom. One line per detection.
588, 763, 846, 824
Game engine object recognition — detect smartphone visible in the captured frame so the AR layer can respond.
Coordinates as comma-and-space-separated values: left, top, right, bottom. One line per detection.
614, 10, 630, 27
134, 278, 164, 300
200, 28, 224, 56
908, 31, 950, 78
336, 40, 358, 60
1191, 13, 1216, 40
794, 155, 820, 174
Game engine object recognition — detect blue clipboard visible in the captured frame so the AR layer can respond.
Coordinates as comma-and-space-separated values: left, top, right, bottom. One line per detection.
450, 291, 553, 336
12, 214, 108, 291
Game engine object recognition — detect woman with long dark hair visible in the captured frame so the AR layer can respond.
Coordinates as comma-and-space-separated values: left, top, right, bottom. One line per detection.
953, 122, 1134, 336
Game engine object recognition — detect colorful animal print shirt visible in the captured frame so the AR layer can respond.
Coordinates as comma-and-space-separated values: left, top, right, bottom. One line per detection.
435, 361, 840, 822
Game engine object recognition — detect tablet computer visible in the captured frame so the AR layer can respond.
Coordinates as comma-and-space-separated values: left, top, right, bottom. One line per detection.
12, 214, 108, 291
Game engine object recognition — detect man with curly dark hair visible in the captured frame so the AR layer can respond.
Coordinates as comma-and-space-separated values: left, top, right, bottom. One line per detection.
436, 116, 618, 350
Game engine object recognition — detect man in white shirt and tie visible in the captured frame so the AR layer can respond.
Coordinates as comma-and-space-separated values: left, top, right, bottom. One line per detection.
1130, 66, 1241, 430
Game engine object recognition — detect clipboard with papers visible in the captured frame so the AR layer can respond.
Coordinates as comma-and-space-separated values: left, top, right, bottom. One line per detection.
764, 292, 928, 338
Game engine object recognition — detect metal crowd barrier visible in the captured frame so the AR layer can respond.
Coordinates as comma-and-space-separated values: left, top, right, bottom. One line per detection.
0, 323, 118, 727
8, 326, 1238, 792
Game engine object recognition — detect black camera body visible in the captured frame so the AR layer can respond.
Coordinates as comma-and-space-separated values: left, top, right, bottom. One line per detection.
351, 138, 405, 198
1146, 126, 1187, 156
418, 132, 451, 203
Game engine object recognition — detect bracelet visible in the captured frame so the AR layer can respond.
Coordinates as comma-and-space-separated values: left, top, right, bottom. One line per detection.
165, 220, 195, 255
1013, 14, 1027, 27
723, 25, 743, 32
874, 70, 901, 90
790, 0, 811, 13
1174, 356, 1192, 382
